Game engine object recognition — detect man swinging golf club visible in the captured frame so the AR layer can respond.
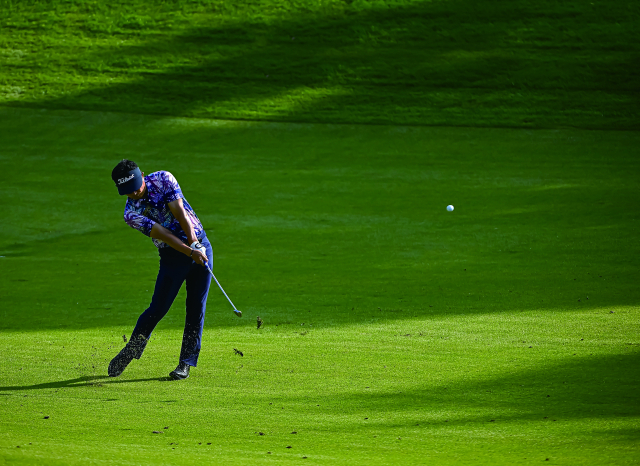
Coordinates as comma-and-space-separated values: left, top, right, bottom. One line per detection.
108, 159, 215, 380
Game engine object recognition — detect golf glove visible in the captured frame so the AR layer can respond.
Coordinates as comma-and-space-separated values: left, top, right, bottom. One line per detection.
190, 241, 207, 261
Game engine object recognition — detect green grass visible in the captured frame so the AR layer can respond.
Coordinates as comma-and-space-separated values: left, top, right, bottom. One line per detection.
1, 2, 638, 463
0, 106, 639, 464
0, 0, 639, 129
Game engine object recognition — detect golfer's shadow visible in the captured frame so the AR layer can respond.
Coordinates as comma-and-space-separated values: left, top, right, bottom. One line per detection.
0, 375, 172, 391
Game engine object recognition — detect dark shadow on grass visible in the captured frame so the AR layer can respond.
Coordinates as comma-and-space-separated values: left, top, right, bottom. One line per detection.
285, 351, 640, 427
0, 105, 639, 331
0, 375, 172, 391
3, 1, 638, 128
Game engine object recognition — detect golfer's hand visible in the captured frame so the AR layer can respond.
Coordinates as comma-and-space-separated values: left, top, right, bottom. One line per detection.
192, 249, 208, 266
190, 241, 208, 266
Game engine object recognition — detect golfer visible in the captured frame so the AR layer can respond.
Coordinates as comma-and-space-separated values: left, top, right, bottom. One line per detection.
108, 159, 212, 380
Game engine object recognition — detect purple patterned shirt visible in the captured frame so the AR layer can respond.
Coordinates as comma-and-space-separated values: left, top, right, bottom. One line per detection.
123, 171, 205, 249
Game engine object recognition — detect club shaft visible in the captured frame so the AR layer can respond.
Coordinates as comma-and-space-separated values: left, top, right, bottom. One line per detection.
206, 266, 238, 311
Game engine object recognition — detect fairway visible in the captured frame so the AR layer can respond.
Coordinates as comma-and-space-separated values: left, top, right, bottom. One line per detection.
1, 107, 639, 464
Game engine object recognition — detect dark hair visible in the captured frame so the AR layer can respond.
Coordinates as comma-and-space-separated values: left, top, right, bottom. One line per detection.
111, 159, 138, 182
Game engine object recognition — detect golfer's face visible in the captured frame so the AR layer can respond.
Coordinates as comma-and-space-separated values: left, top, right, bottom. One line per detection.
126, 177, 146, 200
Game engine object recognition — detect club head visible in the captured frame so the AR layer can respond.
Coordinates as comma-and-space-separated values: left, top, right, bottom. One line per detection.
233, 309, 242, 318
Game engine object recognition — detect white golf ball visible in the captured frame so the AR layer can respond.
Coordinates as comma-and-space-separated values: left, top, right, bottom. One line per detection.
447, 205, 454, 212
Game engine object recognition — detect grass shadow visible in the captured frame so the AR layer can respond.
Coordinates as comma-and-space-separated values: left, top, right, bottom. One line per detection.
0, 375, 173, 391
290, 351, 640, 426
2, 0, 638, 128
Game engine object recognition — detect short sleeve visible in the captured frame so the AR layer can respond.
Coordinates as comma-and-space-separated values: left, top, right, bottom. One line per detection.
161, 171, 183, 204
124, 204, 156, 237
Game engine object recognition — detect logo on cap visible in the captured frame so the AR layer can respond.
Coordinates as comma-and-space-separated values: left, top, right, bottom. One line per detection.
118, 174, 135, 185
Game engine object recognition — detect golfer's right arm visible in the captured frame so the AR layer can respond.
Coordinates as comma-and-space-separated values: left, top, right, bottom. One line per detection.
150, 223, 207, 265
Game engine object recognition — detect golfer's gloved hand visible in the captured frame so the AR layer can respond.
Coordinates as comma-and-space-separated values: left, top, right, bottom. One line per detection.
190, 241, 208, 265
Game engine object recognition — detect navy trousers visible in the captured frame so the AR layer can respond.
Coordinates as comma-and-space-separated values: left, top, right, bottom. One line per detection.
129, 235, 213, 367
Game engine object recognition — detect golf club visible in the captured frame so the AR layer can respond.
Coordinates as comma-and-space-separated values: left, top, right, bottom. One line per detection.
206, 265, 242, 317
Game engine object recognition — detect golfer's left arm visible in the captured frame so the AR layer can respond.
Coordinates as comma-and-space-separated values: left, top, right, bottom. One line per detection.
168, 199, 198, 245
150, 223, 207, 266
